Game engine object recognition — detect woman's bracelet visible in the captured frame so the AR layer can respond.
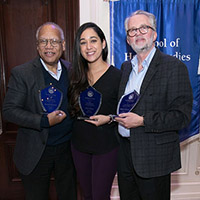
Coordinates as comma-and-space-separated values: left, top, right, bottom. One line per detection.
108, 114, 115, 124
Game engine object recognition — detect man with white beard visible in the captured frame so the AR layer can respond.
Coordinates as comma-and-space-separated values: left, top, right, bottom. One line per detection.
115, 10, 193, 200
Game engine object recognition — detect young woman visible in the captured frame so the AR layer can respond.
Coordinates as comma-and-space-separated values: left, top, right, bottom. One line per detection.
69, 22, 121, 200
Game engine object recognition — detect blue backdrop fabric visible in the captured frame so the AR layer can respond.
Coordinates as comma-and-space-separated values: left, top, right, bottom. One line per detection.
110, 0, 200, 142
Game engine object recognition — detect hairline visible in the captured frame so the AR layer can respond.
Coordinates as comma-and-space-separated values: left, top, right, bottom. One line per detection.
36, 22, 65, 41
124, 10, 157, 32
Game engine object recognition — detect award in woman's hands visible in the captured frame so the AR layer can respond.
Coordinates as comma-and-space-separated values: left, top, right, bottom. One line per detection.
116, 90, 140, 116
39, 85, 63, 113
78, 86, 102, 120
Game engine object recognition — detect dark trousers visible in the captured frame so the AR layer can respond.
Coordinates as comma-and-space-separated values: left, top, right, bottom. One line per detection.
118, 137, 171, 200
20, 141, 77, 200
71, 144, 118, 200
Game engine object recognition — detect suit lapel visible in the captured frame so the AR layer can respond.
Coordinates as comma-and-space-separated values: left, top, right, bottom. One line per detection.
32, 57, 46, 112
118, 62, 132, 100
33, 57, 46, 90
140, 49, 160, 96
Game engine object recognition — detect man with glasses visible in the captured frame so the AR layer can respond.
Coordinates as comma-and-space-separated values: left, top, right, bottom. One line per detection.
3, 22, 77, 200
115, 10, 193, 200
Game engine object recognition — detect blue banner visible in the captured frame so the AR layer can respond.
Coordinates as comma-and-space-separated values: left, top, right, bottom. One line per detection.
110, 0, 200, 142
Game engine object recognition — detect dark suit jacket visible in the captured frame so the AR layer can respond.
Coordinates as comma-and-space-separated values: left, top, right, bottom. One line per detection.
2, 56, 71, 175
118, 48, 193, 178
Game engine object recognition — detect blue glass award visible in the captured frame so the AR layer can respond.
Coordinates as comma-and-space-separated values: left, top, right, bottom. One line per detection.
78, 86, 102, 120
39, 85, 63, 113
117, 90, 140, 115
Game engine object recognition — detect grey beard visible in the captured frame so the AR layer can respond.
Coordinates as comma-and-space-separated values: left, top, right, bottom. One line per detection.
133, 44, 149, 54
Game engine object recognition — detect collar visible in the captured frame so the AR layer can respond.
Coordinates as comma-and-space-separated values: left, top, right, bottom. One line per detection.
131, 47, 156, 72
40, 58, 62, 80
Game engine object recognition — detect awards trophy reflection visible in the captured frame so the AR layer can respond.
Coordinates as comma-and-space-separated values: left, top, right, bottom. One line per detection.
39, 84, 63, 114
78, 86, 102, 120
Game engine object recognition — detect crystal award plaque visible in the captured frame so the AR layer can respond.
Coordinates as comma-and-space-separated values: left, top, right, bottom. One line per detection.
78, 86, 102, 120
117, 90, 140, 115
39, 85, 63, 113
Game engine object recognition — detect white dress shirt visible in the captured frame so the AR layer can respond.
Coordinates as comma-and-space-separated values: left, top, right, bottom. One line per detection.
118, 47, 156, 137
40, 58, 62, 81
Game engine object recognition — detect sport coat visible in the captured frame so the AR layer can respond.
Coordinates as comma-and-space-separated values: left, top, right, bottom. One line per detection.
3, 56, 71, 175
118, 48, 193, 178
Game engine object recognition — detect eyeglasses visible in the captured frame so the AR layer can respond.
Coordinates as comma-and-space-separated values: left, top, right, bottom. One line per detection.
127, 25, 155, 37
37, 39, 63, 47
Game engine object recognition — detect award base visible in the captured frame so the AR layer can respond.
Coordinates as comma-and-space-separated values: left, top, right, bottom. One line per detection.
77, 116, 97, 121
112, 115, 125, 120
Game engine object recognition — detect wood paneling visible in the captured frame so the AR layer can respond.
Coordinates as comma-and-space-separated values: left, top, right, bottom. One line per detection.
0, 0, 80, 199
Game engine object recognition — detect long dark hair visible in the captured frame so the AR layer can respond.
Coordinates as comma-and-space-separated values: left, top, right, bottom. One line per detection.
68, 22, 108, 117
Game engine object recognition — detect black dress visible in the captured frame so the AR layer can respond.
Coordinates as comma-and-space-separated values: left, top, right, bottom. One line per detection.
71, 65, 122, 154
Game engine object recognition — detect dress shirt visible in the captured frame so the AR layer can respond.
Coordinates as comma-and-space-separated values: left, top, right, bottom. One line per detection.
118, 47, 156, 137
40, 58, 62, 81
